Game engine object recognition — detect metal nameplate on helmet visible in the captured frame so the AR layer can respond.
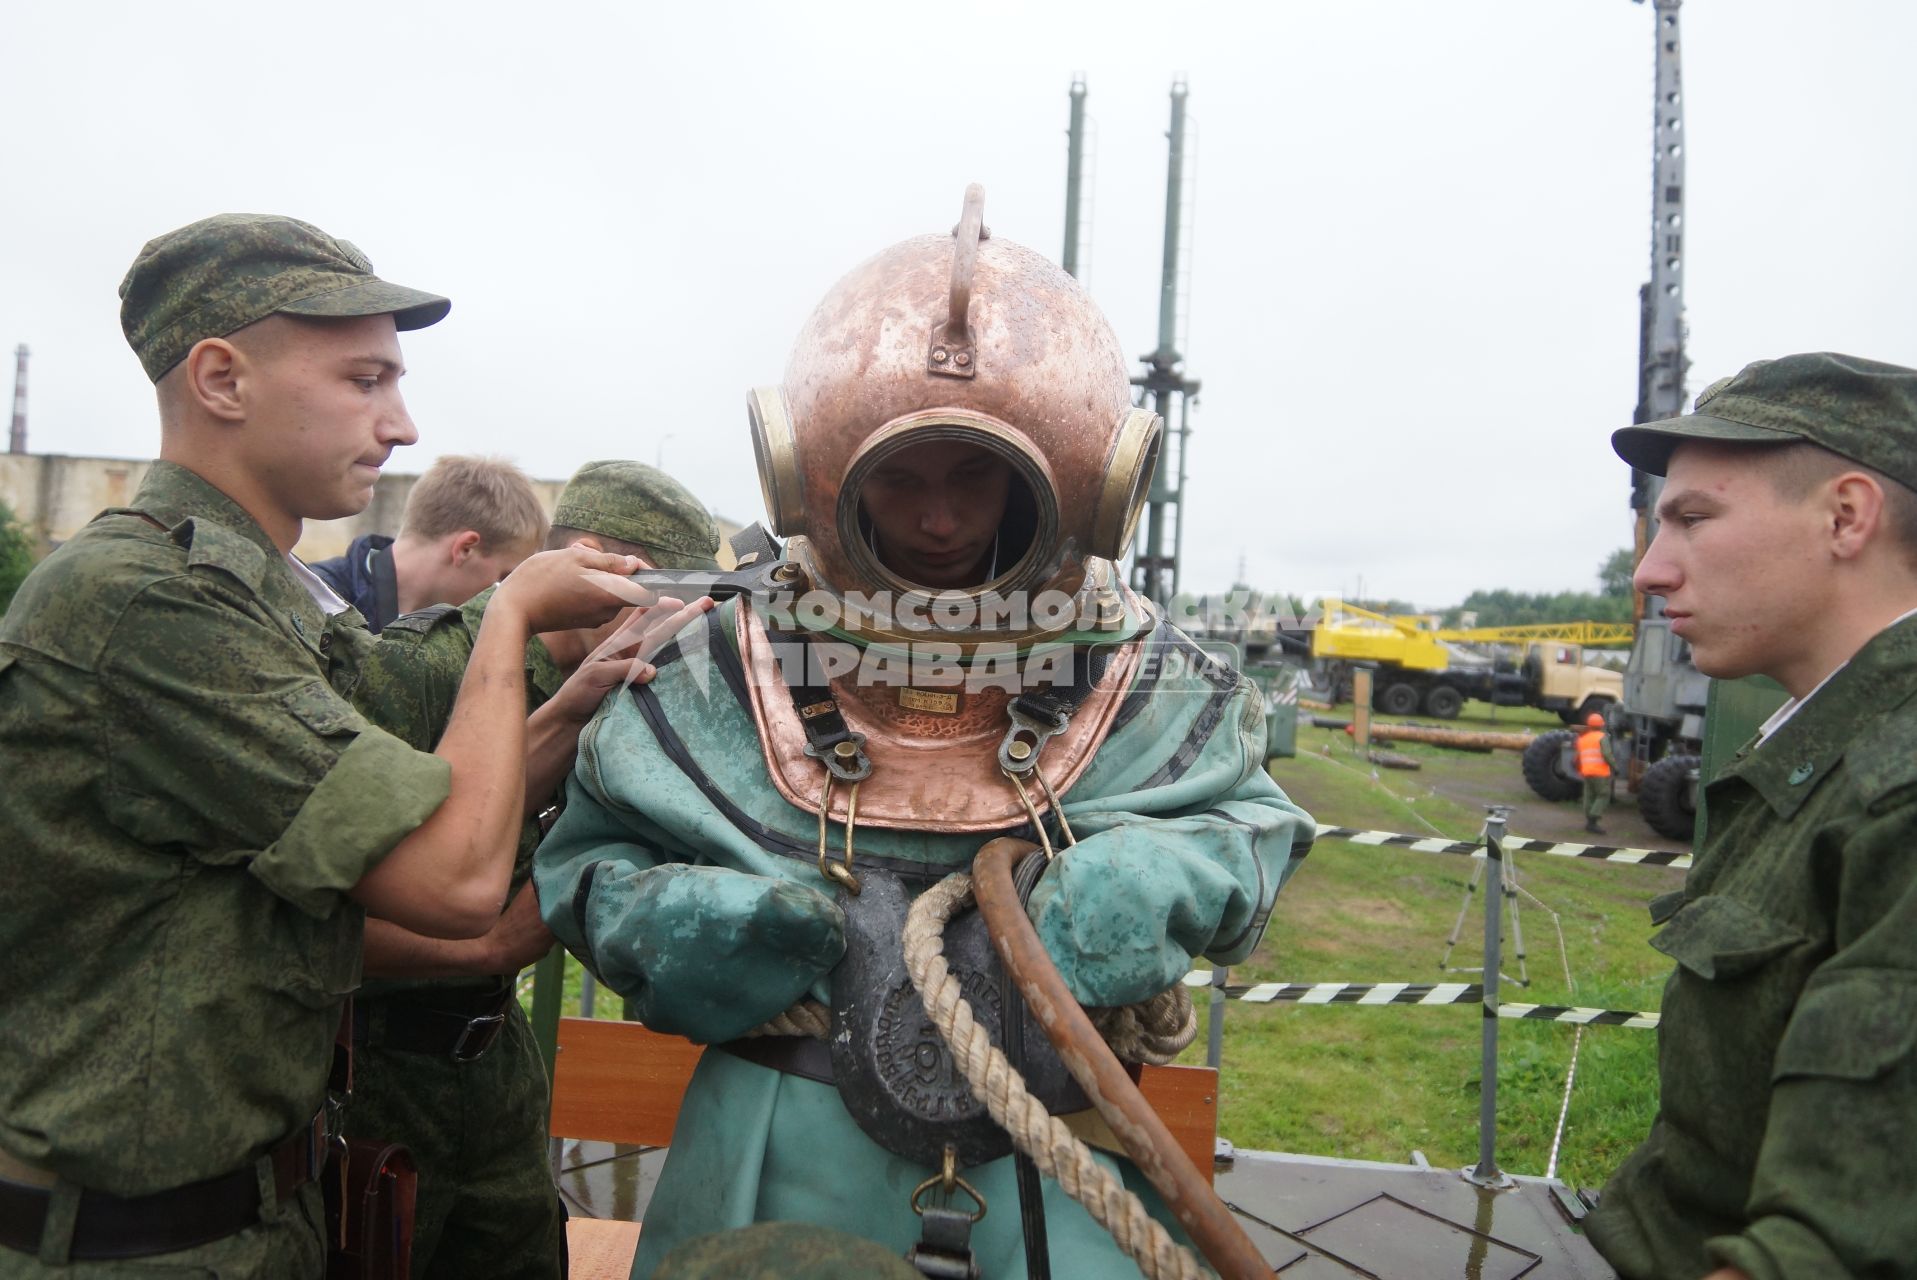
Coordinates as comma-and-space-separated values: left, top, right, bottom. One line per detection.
898, 688, 960, 716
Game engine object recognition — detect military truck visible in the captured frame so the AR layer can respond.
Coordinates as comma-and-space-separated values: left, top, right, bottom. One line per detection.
1520, 618, 1713, 840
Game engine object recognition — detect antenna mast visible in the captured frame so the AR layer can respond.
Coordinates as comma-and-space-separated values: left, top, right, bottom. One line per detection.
1130, 77, 1201, 609
1630, 0, 1687, 618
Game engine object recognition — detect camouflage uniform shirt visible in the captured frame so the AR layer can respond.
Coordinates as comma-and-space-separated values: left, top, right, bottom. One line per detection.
351, 585, 559, 939
344, 587, 567, 1279
1589, 614, 1917, 1279
0, 461, 452, 1197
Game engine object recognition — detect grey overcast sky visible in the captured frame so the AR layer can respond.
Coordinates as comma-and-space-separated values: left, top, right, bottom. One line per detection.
3, 1, 1913, 607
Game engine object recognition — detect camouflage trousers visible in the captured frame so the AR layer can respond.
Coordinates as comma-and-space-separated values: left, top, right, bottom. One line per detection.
343, 997, 565, 1280
0, 1183, 326, 1279
1582, 777, 1612, 824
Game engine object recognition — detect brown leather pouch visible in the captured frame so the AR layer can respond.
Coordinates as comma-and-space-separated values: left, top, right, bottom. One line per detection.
324, 1138, 417, 1280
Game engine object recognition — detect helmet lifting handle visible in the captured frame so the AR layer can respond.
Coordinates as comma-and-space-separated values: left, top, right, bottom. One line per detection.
928, 183, 987, 379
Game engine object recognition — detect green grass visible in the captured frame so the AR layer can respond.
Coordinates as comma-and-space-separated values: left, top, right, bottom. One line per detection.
519, 952, 633, 1022
1185, 706, 1678, 1189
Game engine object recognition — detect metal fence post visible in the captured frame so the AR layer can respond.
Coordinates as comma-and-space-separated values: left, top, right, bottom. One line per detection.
528, 945, 565, 1088
1207, 966, 1227, 1071
1467, 806, 1515, 1188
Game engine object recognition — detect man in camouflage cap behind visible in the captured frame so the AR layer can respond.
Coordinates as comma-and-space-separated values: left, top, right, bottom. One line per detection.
0, 214, 648, 1276
343, 459, 719, 1279
1592, 353, 1917, 1280
548, 458, 728, 571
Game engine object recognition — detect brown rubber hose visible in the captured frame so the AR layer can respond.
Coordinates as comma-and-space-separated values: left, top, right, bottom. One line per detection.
971, 838, 1270, 1280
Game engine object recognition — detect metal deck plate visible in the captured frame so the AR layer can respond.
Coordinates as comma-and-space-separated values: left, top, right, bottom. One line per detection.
1294, 1192, 1539, 1277
1220, 1151, 1614, 1278
554, 1141, 1617, 1277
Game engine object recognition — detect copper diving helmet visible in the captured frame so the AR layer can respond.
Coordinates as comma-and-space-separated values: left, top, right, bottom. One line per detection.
748, 185, 1161, 649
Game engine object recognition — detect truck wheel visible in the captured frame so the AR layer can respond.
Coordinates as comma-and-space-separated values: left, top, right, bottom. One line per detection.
1639, 754, 1699, 842
1521, 729, 1581, 802
1423, 685, 1464, 719
1377, 682, 1421, 716
1568, 696, 1615, 726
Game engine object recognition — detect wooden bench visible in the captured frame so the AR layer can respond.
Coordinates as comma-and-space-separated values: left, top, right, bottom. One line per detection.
548, 1017, 1219, 1275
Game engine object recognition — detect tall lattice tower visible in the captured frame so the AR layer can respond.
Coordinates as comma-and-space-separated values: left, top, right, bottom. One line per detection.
1630, 0, 1687, 616
1130, 78, 1201, 610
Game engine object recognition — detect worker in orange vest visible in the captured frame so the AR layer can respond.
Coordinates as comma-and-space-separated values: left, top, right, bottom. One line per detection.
1577, 711, 1617, 834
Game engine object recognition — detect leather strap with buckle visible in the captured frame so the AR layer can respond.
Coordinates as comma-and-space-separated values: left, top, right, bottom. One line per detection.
353, 988, 514, 1064
0, 1110, 328, 1262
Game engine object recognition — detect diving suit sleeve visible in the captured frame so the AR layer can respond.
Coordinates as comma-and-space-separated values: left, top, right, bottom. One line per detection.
534, 770, 846, 1044
1025, 678, 1313, 1008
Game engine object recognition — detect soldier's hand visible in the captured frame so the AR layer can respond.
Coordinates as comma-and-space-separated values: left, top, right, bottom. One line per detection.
491, 546, 654, 634
546, 595, 716, 726
485, 884, 556, 975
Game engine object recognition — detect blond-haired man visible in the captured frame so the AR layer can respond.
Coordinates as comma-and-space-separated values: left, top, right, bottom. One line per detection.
311, 455, 548, 632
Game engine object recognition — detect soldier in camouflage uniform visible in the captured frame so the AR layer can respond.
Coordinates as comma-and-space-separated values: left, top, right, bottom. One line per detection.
345, 460, 719, 1279
1595, 353, 1917, 1280
0, 214, 646, 1277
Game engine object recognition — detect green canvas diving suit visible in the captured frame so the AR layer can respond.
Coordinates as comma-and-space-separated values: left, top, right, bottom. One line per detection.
535, 601, 1313, 1276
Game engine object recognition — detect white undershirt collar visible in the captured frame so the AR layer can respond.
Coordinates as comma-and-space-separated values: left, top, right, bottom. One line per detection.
286, 554, 352, 617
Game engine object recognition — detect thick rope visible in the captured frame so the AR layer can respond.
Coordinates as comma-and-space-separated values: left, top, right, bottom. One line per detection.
742, 998, 831, 1040
902, 872, 1210, 1280
1089, 986, 1197, 1066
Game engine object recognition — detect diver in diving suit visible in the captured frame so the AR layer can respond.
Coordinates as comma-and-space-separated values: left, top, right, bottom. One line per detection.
533, 187, 1315, 1277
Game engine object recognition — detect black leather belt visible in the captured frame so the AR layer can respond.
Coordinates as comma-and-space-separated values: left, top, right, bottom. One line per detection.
0, 1110, 326, 1261
354, 986, 514, 1063
716, 1033, 837, 1085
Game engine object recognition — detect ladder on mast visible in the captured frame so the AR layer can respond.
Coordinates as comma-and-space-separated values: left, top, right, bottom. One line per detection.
1630, 0, 1688, 619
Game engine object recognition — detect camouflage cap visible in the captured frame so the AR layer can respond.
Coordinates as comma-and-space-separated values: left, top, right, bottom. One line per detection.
551, 459, 721, 572
119, 212, 450, 382
1613, 352, 1917, 492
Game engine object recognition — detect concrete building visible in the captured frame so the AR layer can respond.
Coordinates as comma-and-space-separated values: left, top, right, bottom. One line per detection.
0, 451, 737, 565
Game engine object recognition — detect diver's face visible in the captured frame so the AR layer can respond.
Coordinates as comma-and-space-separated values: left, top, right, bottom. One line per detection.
860, 439, 1012, 588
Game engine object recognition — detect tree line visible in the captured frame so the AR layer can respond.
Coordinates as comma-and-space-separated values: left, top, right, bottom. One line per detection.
0, 500, 32, 617
1345, 548, 1636, 629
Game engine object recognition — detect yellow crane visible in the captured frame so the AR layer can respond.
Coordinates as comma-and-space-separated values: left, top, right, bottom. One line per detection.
1310, 600, 1628, 721
1438, 620, 1636, 647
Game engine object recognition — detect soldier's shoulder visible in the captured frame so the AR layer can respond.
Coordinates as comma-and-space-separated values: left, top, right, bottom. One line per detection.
1848, 691, 1917, 813
380, 602, 465, 642
361, 604, 474, 706
0, 513, 189, 667
174, 516, 279, 596
381, 583, 497, 644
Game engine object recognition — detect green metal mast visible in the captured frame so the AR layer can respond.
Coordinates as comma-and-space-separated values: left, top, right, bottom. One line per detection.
1130, 77, 1200, 609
